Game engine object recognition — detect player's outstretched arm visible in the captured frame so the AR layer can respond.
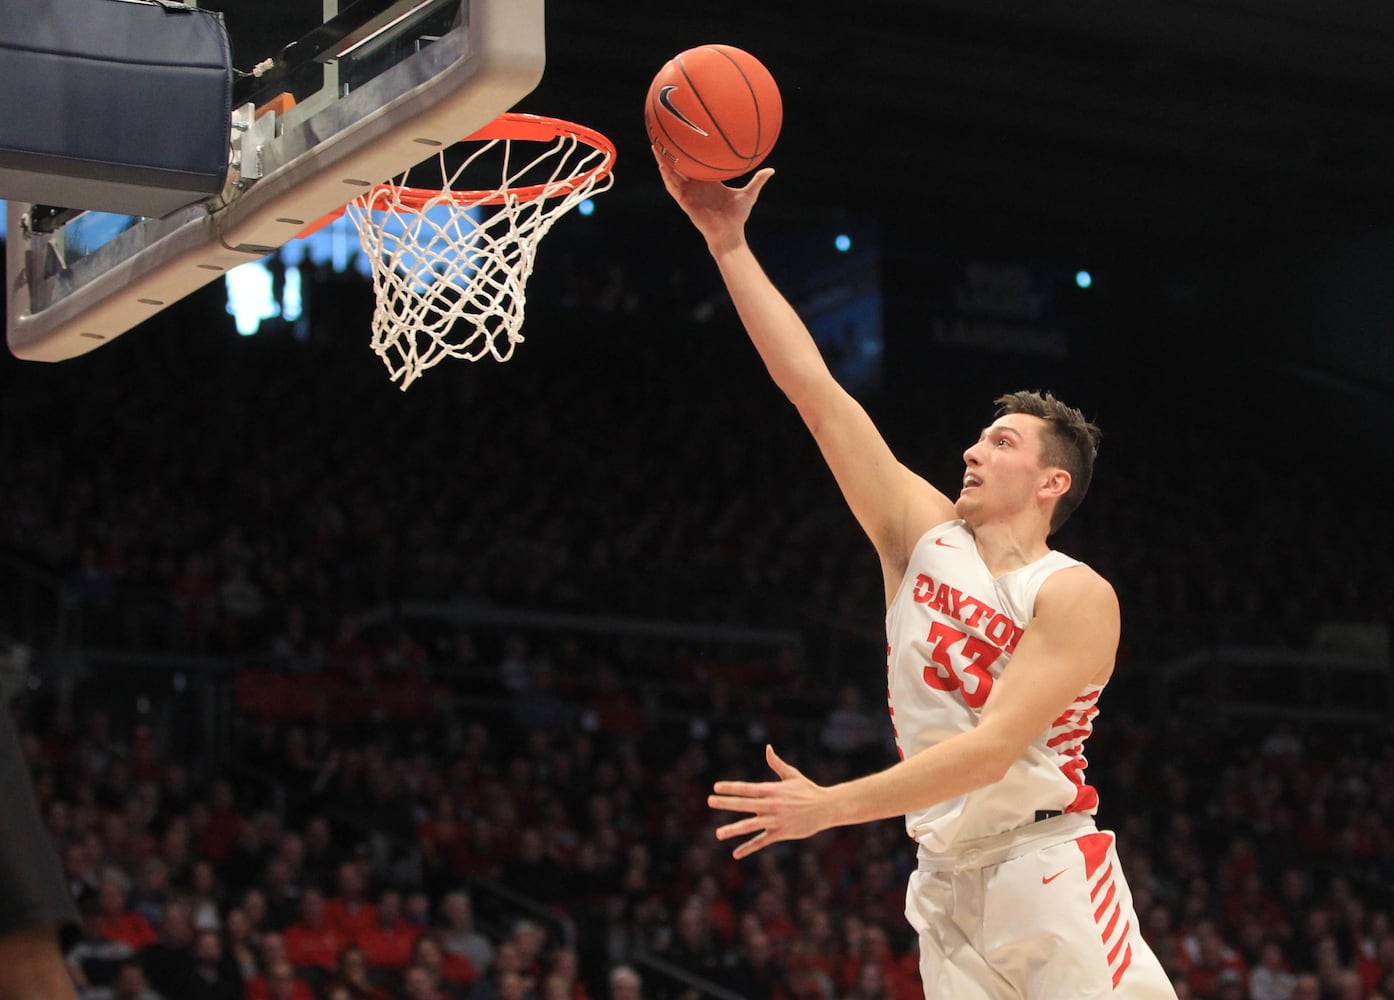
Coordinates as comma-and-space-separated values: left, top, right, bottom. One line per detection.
708, 566, 1118, 858
655, 155, 955, 568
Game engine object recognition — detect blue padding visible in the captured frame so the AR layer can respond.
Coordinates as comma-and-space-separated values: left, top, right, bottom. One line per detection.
0, 0, 232, 218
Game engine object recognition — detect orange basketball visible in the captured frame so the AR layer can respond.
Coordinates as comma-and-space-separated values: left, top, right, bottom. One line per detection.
645, 44, 782, 182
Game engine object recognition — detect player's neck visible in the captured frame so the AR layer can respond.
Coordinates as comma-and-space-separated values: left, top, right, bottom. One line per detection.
963, 516, 1051, 577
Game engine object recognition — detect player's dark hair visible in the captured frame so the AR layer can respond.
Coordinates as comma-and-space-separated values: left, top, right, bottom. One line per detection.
994, 390, 1100, 533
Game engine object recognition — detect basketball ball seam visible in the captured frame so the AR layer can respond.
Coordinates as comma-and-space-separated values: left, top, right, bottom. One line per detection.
710, 45, 772, 159
675, 49, 757, 163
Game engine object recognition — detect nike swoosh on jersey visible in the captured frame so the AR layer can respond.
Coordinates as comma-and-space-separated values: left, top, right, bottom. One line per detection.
934, 537, 958, 548
1042, 869, 1068, 884
657, 85, 710, 136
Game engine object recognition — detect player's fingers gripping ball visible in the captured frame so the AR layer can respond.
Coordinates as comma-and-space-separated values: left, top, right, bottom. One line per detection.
645, 44, 782, 182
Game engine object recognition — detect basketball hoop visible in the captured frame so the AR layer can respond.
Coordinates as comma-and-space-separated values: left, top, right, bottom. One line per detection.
343, 112, 616, 389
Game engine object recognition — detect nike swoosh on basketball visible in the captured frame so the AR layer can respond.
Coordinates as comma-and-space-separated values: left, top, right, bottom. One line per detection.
934, 538, 957, 549
657, 85, 710, 136
1042, 869, 1068, 884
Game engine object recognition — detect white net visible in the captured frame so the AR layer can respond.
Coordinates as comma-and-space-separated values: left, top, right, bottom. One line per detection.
345, 114, 615, 389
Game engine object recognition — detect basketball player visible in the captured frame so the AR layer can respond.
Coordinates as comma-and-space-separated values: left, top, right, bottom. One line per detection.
654, 156, 1177, 999
0, 708, 80, 999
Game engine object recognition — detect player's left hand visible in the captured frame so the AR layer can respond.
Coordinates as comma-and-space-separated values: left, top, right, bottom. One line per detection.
708, 744, 832, 859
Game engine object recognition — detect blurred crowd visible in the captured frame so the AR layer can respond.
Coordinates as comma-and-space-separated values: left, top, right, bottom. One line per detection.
2, 272, 1392, 1000
4, 279, 1389, 670
11, 635, 1394, 1000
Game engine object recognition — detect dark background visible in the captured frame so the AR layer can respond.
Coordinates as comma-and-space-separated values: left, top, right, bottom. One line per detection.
11, 0, 1394, 415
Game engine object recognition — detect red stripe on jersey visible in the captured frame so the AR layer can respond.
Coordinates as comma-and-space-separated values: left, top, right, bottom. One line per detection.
1068, 785, 1100, 813
1050, 705, 1098, 729
1076, 833, 1112, 879
1048, 727, 1092, 748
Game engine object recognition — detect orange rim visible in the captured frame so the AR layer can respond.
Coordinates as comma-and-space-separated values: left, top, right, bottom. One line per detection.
389, 112, 616, 209
304, 112, 615, 233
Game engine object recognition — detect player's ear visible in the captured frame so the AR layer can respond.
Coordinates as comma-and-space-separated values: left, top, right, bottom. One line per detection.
1039, 468, 1071, 500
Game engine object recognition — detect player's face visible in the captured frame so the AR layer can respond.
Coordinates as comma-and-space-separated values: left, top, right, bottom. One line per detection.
955, 413, 1052, 524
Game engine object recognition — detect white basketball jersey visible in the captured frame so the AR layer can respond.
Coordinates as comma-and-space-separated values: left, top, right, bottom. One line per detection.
885, 519, 1104, 853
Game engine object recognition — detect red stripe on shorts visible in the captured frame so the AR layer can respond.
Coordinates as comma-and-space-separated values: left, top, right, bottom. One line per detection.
1112, 944, 1133, 988
1076, 833, 1112, 879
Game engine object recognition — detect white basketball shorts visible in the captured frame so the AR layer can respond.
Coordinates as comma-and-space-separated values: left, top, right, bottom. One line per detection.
905, 815, 1177, 999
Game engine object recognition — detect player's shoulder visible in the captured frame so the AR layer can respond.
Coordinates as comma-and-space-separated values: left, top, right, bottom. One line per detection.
1037, 560, 1118, 614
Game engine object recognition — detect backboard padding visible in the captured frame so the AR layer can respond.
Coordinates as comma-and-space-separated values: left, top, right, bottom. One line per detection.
7, 0, 544, 362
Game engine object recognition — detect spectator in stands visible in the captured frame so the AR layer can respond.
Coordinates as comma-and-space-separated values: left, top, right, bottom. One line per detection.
137, 899, 199, 1000
261, 957, 316, 1000
1180, 918, 1249, 997
662, 896, 723, 981
239, 889, 272, 939
842, 958, 896, 1000
67, 900, 134, 993
1291, 973, 1320, 1000
436, 890, 493, 980
418, 795, 468, 889
411, 933, 475, 999
127, 860, 171, 930
222, 813, 279, 902
269, 832, 308, 902
819, 684, 881, 770
63, 838, 101, 906
356, 888, 421, 973
93, 874, 158, 956
329, 943, 394, 1000
299, 816, 342, 891
402, 962, 461, 1000
187, 858, 225, 933
722, 923, 783, 999
189, 928, 241, 1000
198, 781, 245, 866
325, 861, 377, 942
502, 831, 567, 907
507, 920, 550, 984
403, 890, 433, 932
258, 856, 302, 930
474, 939, 541, 1000
1247, 941, 1296, 1000
255, 931, 291, 977
86, 959, 164, 1000
283, 887, 346, 976
607, 965, 641, 1000
546, 946, 591, 1000
221, 905, 259, 983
